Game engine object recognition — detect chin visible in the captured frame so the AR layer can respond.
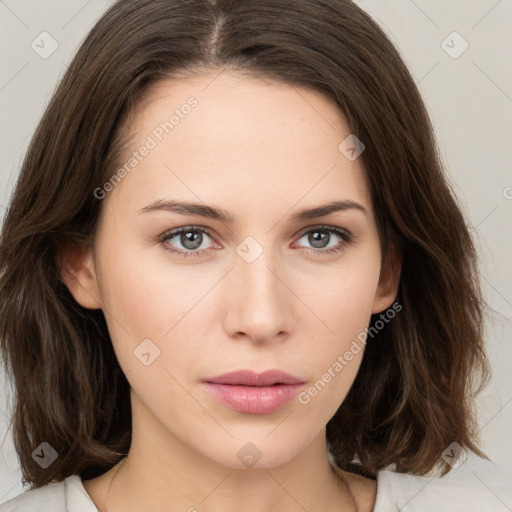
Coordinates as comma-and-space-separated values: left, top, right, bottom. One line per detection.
198, 434, 310, 471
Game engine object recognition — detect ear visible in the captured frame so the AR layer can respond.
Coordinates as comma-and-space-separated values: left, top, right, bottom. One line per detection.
372, 244, 401, 314
57, 242, 102, 309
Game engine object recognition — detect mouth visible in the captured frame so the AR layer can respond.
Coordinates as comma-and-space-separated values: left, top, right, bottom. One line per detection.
202, 369, 305, 414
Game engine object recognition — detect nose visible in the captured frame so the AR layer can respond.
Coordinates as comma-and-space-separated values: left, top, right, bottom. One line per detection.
222, 241, 292, 345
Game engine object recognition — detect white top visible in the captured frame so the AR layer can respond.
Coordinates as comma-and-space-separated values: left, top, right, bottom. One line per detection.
1, 469, 511, 511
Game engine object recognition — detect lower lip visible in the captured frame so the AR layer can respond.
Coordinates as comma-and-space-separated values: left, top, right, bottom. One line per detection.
203, 382, 303, 414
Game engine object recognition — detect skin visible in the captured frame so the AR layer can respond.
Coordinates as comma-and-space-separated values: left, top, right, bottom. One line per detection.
60, 70, 400, 512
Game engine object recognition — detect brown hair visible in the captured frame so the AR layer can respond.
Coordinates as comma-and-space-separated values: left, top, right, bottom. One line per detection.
0, 0, 491, 488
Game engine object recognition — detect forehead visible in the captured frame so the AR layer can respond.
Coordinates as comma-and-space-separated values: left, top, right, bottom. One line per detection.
106, 71, 372, 217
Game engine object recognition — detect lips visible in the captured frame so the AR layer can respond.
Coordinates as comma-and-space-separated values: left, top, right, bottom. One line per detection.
202, 369, 305, 414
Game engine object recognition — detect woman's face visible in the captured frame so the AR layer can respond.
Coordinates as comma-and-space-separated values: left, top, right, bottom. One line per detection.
64, 71, 398, 469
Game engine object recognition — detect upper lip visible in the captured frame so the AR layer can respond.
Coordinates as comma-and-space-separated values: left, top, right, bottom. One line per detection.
203, 369, 304, 386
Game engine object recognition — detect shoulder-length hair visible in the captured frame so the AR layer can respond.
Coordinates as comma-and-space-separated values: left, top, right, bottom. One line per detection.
0, 0, 490, 488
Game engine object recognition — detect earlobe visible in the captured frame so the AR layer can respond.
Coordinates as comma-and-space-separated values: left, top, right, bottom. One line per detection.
57, 242, 102, 310
372, 244, 401, 314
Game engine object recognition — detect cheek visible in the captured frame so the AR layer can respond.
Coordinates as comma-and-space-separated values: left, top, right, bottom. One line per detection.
292, 251, 381, 408
297, 248, 382, 343
94, 233, 191, 365
330, 268, 380, 341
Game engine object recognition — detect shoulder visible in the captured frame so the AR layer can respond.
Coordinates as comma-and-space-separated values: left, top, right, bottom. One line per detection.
0, 474, 97, 512
0, 479, 67, 512
374, 469, 512, 511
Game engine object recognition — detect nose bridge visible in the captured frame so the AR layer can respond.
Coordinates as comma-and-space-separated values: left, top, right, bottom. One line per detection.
224, 235, 290, 341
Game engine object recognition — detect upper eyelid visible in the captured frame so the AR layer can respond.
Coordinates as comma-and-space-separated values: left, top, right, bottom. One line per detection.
296, 224, 351, 237
161, 225, 216, 241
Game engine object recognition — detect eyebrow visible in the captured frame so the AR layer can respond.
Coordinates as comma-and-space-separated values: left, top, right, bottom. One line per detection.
139, 199, 367, 223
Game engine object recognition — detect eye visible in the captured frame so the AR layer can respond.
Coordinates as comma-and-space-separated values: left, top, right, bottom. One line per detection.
159, 224, 354, 258
293, 225, 354, 255
160, 226, 218, 257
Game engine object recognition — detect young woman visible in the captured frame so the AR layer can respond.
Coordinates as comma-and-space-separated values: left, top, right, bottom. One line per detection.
0, 0, 509, 510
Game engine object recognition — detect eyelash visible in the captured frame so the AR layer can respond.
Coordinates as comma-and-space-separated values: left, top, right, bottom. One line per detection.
159, 225, 354, 258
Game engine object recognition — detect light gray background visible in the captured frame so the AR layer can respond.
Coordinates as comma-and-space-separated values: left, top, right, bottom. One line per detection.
0, 0, 511, 506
